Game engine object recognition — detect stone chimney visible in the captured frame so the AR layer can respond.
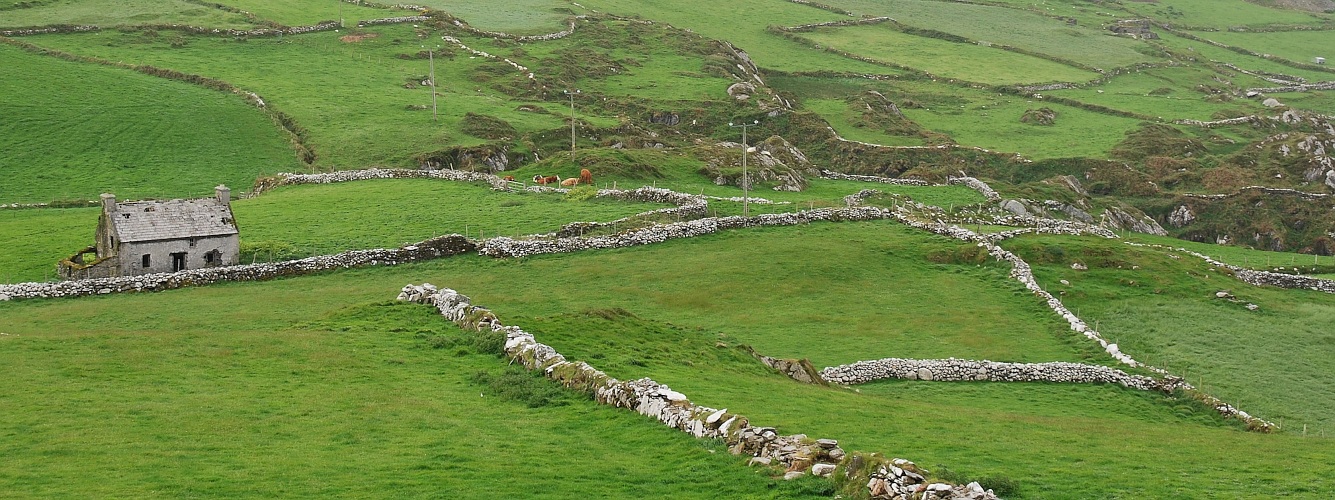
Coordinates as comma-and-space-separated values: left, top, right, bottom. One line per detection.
100, 193, 116, 213
215, 185, 231, 207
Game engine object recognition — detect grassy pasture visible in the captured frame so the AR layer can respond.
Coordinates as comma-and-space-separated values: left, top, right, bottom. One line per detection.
202, 0, 414, 27
413, 0, 573, 34
575, 0, 897, 75
901, 92, 1145, 160
800, 24, 1099, 85
803, 98, 929, 147
814, 0, 1161, 69
4, 225, 1335, 498
1157, 31, 1335, 84
1125, 233, 1335, 269
1197, 29, 1335, 66
0, 0, 252, 28
1116, 0, 1328, 28
25, 25, 572, 169
0, 43, 301, 204
0, 179, 668, 282
0, 294, 824, 499
1004, 234, 1335, 430
1047, 66, 1263, 121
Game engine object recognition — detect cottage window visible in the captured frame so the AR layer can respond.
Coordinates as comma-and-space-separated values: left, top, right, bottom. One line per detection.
189, 237, 197, 248
142, 254, 151, 268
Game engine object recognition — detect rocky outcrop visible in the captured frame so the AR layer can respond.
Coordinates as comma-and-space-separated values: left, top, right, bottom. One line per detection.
1168, 205, 1196, 228
1103, 206, 1168, 236
947, 176, 1002, 202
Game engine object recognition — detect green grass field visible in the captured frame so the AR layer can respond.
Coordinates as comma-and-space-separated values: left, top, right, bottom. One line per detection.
1197, 29, 1335, 66
816, 0, 1161, 70
9, 0, 1335, 497
413, 0, 572, 34
801, 24, 1099, 85
203, 0, 413, 27
0, 43, 301, 204
1047, 66, 1264, 121
4, 223, 1335, 498
0, 0, 252, 28
1117, 0, 1328, 28
1005, 234, 1335, 430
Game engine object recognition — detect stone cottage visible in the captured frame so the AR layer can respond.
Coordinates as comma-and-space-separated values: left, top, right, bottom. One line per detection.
59, 186, 240, 279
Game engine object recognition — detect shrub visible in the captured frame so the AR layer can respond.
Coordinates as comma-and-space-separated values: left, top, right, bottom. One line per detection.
564, 186, 598, 202
470, 367, 570, 408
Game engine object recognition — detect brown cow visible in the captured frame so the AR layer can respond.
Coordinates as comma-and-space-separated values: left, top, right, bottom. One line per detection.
560, 177, 579, 187
533, 175, 560, 185
502, 175, 515, 182
579, 168, 593, 185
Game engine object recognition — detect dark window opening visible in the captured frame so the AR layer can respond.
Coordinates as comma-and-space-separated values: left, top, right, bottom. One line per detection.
171, 252, 187, 272
189, 237, 197, 248
204, 249, 221, 267
141, 254, 151, 268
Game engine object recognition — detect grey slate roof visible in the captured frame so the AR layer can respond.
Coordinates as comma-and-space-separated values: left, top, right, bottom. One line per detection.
109, 198, 238, 243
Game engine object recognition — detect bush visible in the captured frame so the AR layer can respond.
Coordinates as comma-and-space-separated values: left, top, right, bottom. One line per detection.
470, 367, 570, 408
564, 185, 598, 202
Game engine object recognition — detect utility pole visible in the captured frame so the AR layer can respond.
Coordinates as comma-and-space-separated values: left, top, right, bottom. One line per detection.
424, 44, 439, 121
729, 119, 760, 216
565, 89, 580, 163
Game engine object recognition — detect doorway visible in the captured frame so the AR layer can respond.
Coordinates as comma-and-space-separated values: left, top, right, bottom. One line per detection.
171, 252, 187, 272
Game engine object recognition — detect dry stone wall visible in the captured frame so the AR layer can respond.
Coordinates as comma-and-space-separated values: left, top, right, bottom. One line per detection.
397, 283, 999, 500
820, 358, 1176, 391
0, 235, 472, 301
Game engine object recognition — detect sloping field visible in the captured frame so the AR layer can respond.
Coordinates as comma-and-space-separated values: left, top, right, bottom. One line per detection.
0, 43, 300, 204
1005, 234, 1335, 430
0, 289, 825, 499
1047, 66, 1265, 121
815, 0, 1161, 69
800, 24, 1099, 84
4, 224, 1335, 498
25, 25, 569, 169
1198, 29, 1335, 66
575, 0, 896, 74
201, 0, 413, 27
0, 0, 252, 28
1117, 0, 1328, 28
411, 0, 572, 34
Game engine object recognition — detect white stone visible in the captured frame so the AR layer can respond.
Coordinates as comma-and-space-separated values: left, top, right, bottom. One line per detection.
811, 463, 836, 477
783, 471, 804, 480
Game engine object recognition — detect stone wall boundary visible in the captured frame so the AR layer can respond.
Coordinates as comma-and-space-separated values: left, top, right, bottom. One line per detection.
0, 235, 473, 301
397, 283, 998, 499
1124, 242, 1335, 294
820, 357, 1176, 391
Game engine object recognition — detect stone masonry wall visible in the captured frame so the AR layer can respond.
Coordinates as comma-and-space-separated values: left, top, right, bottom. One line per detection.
820, 358, 1177, 392
398, 283, 999, 500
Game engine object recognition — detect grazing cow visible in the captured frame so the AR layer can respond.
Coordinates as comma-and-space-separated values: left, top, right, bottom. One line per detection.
533, 175, 560, 185
502, 175, 515, 182
579, 168, 593, 185
560, 177, 579, 187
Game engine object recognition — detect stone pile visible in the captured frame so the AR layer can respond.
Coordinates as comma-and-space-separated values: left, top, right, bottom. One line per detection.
0, 235, 473, 301
820, 358, 1173, 391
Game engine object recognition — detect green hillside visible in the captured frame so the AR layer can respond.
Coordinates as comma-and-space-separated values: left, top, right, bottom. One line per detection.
4, 0, 1335, 498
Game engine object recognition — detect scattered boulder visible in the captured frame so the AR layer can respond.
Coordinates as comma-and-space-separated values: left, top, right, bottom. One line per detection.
1263, 98, 1284, 108
1168, 205, 1196, 228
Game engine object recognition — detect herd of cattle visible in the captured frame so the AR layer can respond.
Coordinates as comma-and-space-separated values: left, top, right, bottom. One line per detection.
501, 168, 594, 187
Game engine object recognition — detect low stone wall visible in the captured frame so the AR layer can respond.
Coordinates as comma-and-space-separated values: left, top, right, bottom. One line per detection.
479, 206, 896, 258
0, 235, 473, 301
820, 358, 1175, 391
357, 16, 429, 27
819, 169, 934, 186
1126, 242, 1335, 294
947, 176, 1002, 202
397, 284, 998, 500
255, 167, 508, 195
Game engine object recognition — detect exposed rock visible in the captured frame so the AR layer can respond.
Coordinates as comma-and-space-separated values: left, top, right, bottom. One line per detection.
782, 471, 804, 480
811, 463, 836, 477
1020, 107, 1057, 126
1000, 199, 1030, 217
1168, 205, 1196, 228
1071, 262, 1088, 270
1103, 206, 1169, 236
1263, 98, 1284, 108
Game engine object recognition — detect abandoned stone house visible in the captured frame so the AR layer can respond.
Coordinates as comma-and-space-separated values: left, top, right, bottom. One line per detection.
59, 186, 240, 279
